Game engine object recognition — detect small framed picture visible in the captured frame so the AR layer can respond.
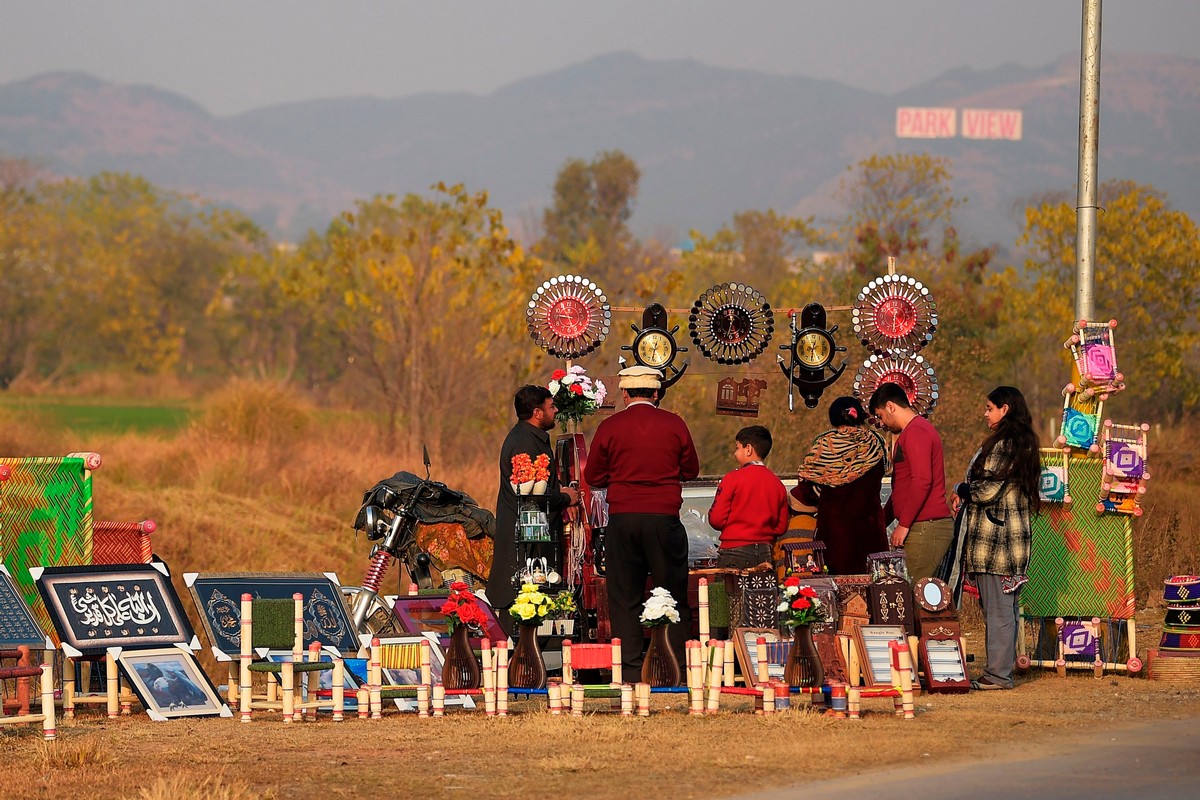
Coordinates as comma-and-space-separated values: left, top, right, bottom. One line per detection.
117, 647, 230, 721
732, 627, 786, 683
390, 595, 506, 650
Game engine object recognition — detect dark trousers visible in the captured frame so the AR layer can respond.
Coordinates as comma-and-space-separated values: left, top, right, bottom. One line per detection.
717, 543, 773, 570
605, 512, 690, 675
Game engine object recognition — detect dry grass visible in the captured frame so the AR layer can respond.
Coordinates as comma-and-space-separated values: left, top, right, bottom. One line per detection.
1, 667, 1198, 800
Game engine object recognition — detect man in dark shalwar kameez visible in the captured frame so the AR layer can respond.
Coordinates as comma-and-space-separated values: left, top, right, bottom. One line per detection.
487, 384, 579, 635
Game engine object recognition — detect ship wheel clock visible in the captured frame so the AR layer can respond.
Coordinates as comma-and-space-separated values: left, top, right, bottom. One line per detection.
688, 283, 774, 365
621, 303, 689, 389
777, 302, 847, 409
526, 275, 611, 358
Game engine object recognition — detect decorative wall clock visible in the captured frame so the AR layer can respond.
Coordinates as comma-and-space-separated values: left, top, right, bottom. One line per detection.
622, 303, 688, 388
526, 275, 611, 358
688, 283, 774, 365
852, 274, 938, 355
852, 353, 940, 418
777, 302, 847, 409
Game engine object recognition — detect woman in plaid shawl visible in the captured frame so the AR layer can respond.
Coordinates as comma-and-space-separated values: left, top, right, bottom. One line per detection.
950, 386, 1041, 690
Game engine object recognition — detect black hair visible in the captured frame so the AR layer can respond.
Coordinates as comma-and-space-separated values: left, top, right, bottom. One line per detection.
971, 385, 1042, 509
736, 425, 773, 460
626, 387, 658, 400
828, 396, 867, 427
868, 382, 911, 413
514, 385, 552, 420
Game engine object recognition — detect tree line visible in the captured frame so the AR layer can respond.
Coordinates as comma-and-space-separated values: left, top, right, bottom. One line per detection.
1, 151, 1195, 467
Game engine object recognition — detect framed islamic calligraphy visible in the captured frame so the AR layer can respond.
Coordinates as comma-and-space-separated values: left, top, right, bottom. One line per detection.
31, 560, 196, 656
184, 572, 359, 658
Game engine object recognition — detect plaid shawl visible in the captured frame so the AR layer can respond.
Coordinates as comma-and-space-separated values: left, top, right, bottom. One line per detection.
797, 426, 888, 487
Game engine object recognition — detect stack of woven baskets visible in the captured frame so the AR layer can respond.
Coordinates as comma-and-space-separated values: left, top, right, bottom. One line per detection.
1149, 575, 1200, 683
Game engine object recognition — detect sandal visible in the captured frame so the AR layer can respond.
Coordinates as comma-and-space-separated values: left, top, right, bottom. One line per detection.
970, 678, 1011, 691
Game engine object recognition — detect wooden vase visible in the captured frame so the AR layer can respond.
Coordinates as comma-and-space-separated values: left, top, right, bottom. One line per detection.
443, 623, 481, 690
784, 624, 824, 689
641, 624, 680, 687
508, 622, 547, 689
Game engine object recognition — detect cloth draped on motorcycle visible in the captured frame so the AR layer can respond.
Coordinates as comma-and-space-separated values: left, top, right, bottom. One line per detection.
354, 471, 496, 579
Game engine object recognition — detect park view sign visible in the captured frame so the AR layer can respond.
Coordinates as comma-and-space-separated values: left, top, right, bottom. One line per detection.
895, 107, 1023, 140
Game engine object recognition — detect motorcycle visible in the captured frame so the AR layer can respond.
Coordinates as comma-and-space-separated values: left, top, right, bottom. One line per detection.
347, 447, 495, 633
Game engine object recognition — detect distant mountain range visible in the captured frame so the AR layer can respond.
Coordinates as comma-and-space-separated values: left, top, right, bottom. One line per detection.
2, 51, 1198, 249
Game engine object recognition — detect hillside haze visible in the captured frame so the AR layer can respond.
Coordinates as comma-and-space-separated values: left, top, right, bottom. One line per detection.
2, 51, 1197, 248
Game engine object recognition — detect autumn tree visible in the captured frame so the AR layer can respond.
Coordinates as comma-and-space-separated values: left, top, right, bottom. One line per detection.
538, 150, 644, 295
995, 180, 1200, 418
314, 183, 539, 454
838, 153, 965, 274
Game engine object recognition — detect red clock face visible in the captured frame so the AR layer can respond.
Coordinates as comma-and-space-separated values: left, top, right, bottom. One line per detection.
879, 370, 918, 403
547, 297, 590, 338
875, 296, 917, 339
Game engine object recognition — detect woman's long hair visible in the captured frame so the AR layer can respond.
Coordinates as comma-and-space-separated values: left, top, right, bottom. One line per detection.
971, 385, 1041, 509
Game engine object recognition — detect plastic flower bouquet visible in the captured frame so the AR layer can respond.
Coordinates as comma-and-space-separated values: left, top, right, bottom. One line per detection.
548, 365, 607, 428
509, 583, 577, 624
439, 581, 488, 633
639, 586, 680, 627
777, 575, 830, 630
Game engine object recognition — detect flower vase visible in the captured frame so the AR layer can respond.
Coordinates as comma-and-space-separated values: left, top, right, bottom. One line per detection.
531, 479, 548, 495
784, 624, 824, 689
508, 622, 547, 689
641, 624, 680, 687
518, 480, 535, 496
443, 623, 481, 690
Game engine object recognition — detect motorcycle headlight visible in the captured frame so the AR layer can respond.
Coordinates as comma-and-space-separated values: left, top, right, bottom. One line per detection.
363, 506, 386, 540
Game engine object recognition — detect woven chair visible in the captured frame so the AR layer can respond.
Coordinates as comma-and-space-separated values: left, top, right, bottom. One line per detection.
0, 647, 55, 739
238, 593, 345, 723
556, 639, 648, 716
363, 636, 432, 718
846, 640, 916, 720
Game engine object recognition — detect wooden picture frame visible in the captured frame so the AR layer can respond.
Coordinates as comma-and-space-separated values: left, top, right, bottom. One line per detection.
854, 624, 918, 688
31, 561, 197, 657
0, 564, 52, 649
390, 595, 506, 650
116, 646, 231, 721
184, 571, 359, 657
732, 627, 786, 684
375, 634, 475, 710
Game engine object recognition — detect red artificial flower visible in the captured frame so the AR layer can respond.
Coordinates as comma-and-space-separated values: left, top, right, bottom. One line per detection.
791, 598, 812, 610
784, 576, 801, 588
800, 587, 818, 598
450, 581, 469, 592
569, 383, 584, 395
552, 369, 568, 381
439, 599, 458, 616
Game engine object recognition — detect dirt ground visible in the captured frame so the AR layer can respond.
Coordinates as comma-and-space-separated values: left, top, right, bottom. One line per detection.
3, 606, 1199, 800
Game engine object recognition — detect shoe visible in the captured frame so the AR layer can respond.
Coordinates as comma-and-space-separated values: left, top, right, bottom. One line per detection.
970, 677, 1011, 691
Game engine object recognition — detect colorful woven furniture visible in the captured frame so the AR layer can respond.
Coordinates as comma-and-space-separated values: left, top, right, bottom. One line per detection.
846, 640, 915, 720
0, 648, 55, 739
238, 593, 346, 723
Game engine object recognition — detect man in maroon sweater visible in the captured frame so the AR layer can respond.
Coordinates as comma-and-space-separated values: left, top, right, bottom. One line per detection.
584, 365, 700, 674
869, 382, 954, 582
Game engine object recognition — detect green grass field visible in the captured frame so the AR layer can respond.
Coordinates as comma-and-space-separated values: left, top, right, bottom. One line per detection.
0, 397, 194, 434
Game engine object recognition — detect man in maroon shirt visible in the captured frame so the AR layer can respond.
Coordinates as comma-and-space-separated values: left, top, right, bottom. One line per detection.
584, 365, 700, 674
868, 382, 954, 582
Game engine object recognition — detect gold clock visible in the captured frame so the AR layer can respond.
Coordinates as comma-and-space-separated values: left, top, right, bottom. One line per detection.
633, 329, 676, 368
796, 328, 835, 370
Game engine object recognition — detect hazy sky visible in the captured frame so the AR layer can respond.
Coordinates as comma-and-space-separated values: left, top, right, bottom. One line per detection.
2, 1, 1198, 115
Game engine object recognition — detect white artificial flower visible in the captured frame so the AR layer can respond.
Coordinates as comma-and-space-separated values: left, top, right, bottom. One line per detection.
594, 380, 607, 403
549, 380, 561, 395
777, 601, 790, 612
665, 608, 680, 623
785, 585, 799, 597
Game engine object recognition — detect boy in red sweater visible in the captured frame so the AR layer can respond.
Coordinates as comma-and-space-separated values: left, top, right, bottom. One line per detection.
709, 425, 790, 570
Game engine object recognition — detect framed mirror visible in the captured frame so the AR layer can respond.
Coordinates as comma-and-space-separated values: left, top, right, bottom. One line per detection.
915, 577, 951, 613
